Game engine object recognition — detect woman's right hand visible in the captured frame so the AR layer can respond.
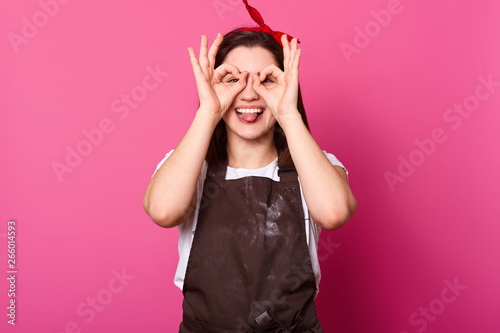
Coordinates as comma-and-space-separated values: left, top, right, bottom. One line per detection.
188, 33, 248, 120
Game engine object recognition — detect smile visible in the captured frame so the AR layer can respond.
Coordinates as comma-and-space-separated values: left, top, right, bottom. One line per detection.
235, 108, 264, 123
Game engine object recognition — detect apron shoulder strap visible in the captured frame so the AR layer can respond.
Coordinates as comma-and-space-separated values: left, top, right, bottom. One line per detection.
277, 148, 298, 182
277, 167, 298, 182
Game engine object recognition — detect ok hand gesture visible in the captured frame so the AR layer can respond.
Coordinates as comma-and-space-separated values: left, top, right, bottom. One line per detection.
251, 34, 302, 124
188, 33, 248, 121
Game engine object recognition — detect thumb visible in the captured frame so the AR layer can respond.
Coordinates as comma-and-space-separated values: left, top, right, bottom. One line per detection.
228, 71, 248, 96
252, 73, 267, 97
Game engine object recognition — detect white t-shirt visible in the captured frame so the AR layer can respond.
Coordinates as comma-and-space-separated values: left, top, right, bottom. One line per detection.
151, 149, 348, 297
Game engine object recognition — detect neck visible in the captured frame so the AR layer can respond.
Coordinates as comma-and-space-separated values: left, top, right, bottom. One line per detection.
226, 131, 277, 169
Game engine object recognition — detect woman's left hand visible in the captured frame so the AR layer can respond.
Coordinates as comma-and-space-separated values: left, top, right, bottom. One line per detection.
252, 34, 302, 124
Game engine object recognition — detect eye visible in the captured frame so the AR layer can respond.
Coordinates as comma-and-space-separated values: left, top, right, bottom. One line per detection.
263, 76, 274, 84
223, 76, 239, 84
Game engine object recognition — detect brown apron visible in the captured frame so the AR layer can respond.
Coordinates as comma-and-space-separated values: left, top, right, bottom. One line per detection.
179, 156, 323, 333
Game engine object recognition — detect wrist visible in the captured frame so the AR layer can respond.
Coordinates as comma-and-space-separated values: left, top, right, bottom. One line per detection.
277, 109, 303, 131
195, 107, 222, 129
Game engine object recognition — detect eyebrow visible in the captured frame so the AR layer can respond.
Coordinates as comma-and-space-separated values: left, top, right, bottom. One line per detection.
226, 72, 265, 77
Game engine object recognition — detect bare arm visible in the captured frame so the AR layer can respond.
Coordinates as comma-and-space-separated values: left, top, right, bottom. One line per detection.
281, 113, 357, 230
252, 34, 357, 230
143, 33, 247, 228
143, 110, 218, 228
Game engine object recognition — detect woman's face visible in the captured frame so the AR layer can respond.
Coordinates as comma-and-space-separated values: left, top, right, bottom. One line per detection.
221, 46, 279, 141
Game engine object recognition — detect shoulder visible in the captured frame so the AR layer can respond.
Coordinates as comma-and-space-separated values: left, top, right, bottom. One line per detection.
150, 149, 208, 182
321, 150, 349, 180
156, 149, 175, 168
151, 149, 174, 178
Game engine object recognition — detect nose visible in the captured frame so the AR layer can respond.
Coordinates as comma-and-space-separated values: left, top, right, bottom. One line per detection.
239, 72, 259, 101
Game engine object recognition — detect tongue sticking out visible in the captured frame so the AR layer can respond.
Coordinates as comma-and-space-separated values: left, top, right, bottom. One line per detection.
241, 112, 259, 122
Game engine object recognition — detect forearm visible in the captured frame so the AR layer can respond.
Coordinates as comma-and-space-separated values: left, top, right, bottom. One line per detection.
280, 112, 357, 230
143, 109, 219, 227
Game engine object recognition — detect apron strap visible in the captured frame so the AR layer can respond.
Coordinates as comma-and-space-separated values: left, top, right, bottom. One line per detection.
277, 166, 298, 182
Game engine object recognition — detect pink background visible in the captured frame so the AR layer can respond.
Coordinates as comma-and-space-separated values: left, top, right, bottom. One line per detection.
1, 0, 499, 332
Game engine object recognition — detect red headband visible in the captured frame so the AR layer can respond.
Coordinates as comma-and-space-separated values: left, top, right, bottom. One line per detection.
236, 0, 300, 47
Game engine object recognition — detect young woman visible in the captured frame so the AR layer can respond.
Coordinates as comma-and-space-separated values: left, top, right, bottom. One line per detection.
143, 2, 357, 331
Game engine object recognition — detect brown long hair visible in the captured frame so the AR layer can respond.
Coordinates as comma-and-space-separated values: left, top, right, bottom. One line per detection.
205, 28, 310, 168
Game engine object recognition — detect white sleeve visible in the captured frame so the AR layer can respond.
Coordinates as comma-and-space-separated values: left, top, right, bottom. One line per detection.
302, 150, 351, 296
322, 150, 349, 183
151, 149, 175, 178
151, 149, 209, 196
307, 150, 350, 234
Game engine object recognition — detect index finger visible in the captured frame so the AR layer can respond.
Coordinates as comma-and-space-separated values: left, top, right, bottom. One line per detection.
213, 63, 241, 83
259, 64, 284, 82
208, 33, 224, 69
281, 34, 290, 67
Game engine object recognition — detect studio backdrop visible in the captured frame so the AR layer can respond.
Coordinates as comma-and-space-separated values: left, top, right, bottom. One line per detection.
1, 0, 499, 332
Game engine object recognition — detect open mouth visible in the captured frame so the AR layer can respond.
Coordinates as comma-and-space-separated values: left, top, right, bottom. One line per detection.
235, 108, 264, 123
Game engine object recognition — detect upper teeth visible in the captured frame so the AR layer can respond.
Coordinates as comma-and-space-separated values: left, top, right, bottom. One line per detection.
236, 108, 263, 113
